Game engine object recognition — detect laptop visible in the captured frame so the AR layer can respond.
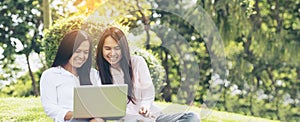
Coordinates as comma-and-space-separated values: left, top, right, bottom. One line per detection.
73, 84, 128, 120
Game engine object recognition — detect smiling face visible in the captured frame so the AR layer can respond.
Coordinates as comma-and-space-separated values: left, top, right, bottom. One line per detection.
68, 41, 90, 68
102, 36, 122, 66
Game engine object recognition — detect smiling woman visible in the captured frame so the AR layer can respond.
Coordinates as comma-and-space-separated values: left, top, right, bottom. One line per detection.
40, 30, 102, 122
102, 36, 122, 67
96, 27, 200, 122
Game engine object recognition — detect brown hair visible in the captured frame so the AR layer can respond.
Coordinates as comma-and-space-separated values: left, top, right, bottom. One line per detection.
52, 30, 92, 85
96, 27, 135, 103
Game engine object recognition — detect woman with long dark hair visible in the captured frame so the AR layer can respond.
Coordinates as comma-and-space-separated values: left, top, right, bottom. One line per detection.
96, 27, 200, 121
40, 30, 103, 122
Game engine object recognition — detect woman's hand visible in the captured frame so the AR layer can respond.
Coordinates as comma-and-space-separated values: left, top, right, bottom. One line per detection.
89, 117, 105, 122
64, 111, 73, 121
139, 106, 153, 118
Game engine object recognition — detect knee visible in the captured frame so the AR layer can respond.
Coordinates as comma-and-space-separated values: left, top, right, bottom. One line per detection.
186, 112, 200, 122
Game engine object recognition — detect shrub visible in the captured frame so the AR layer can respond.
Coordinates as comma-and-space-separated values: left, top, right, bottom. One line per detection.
132, 48, 166, 100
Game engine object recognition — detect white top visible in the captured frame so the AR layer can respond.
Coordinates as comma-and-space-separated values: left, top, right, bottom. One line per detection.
111, 56, 161, 119
40, 66, 101, 122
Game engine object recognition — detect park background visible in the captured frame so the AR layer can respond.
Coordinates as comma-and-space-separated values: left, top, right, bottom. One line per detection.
0, 0, 299, 121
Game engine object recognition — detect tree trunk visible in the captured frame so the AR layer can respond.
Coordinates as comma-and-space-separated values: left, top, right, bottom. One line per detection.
162, 50, 171, 102
223, 86, 228, 111
250, 91, 254, 115
26, 54, 39, 96
250, 0, 262, 29
274, 0, 282, 33
135, 0, 150, 49
43, 0, 52, 29
145, 28, 150, 49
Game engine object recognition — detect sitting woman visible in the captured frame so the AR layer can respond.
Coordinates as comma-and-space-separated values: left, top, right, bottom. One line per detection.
40, 30, 103, 122
95, 27, 200, 122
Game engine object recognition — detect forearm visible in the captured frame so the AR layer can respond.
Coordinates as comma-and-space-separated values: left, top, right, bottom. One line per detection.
141, 83, 155, 106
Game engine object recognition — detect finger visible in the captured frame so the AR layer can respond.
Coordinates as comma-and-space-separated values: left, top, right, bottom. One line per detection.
140, 107, 144, 112
145, 111, 151, 117
143, 108, 148, 113
139, 108, 144, 114
96, 118, 105, 122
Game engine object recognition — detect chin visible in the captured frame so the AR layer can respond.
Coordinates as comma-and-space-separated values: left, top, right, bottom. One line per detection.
74, 64, 84, 68
109, 62, 118, 66
110, 62, 116, 65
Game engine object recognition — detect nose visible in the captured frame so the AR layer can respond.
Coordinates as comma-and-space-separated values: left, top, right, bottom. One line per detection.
78, 52, 85, 59
111, 49, 116, 56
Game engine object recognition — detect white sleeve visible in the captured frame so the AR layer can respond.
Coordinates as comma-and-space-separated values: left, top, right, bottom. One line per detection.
40, 71, 69, 122
90, 68, 102, 86
135, 56, 155, 109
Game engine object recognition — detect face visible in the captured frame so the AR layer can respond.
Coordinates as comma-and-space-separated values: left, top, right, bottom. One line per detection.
68, 41, 90, 68
102, 36, 122, 66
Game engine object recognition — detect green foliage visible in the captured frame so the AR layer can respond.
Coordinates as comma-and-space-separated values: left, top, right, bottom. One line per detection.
0, 0, 43, 95
116, 0, 300, 121
196, 0, 300, 121
0, 70, 42, 97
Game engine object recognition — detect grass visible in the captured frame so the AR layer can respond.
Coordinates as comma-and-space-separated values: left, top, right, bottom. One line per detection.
0, 97, 279, 122
0, 97, 52, 122
155, 102, 279, 122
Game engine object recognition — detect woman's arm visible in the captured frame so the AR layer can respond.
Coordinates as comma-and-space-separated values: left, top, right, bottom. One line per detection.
134, 56, 155, 117
40, 71, 70, 122
90, 68, 102, 86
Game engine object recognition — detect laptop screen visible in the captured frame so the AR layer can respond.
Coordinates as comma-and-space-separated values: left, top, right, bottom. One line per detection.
73, 84, 128, 119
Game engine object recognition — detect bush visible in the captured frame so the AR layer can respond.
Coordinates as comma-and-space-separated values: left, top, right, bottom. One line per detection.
0, 71, 39, 97
132, 48, 166, 100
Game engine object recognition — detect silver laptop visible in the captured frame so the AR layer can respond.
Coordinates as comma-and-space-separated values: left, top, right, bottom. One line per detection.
73, 84, 128, 119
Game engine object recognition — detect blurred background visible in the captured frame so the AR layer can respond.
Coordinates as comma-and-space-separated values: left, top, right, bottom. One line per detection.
0, 0, 299, 121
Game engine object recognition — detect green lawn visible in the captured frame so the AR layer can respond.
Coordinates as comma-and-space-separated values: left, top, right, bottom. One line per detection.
0, 97, 279, 122
0, 97, 52, 122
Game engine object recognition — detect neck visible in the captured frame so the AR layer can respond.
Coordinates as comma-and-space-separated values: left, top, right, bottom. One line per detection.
63, 63, 78, 76
111, 63, 120, 70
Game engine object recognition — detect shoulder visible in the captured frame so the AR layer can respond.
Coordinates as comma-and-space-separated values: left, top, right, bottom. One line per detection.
89, 68, 99, 77
40, 67, 63, 85
90, 68, 102, 85
131, 55, 149, 71
131, 55, 146, 64
90, 68, 98, 74
41, 67, 61, 76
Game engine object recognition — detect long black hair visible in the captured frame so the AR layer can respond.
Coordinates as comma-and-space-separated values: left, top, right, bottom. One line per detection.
96, 27, 135, 103
52, 30, 93, 85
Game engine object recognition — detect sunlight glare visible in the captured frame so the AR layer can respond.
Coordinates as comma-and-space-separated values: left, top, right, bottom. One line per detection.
10, 38, 24, 52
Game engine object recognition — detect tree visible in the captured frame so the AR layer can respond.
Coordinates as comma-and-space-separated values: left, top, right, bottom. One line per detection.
0, 0, 43, 96
108, 0, 300, 120
42, 0, 52, 29
198, 0, 300, 120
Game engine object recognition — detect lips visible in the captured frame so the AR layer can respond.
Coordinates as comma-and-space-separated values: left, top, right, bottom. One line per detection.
109, 57, 118, 62
75, 61, 84, 65
74, 58, 86, 66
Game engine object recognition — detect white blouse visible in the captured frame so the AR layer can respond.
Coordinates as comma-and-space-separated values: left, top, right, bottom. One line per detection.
111, 56, 161, 119
40, 66, 101, 122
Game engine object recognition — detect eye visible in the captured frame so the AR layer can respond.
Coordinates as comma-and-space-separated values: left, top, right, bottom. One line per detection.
103, 46, 111, 50
114, 46, 121, 50
75, 50, 81, 53
84, 51, 89, 54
